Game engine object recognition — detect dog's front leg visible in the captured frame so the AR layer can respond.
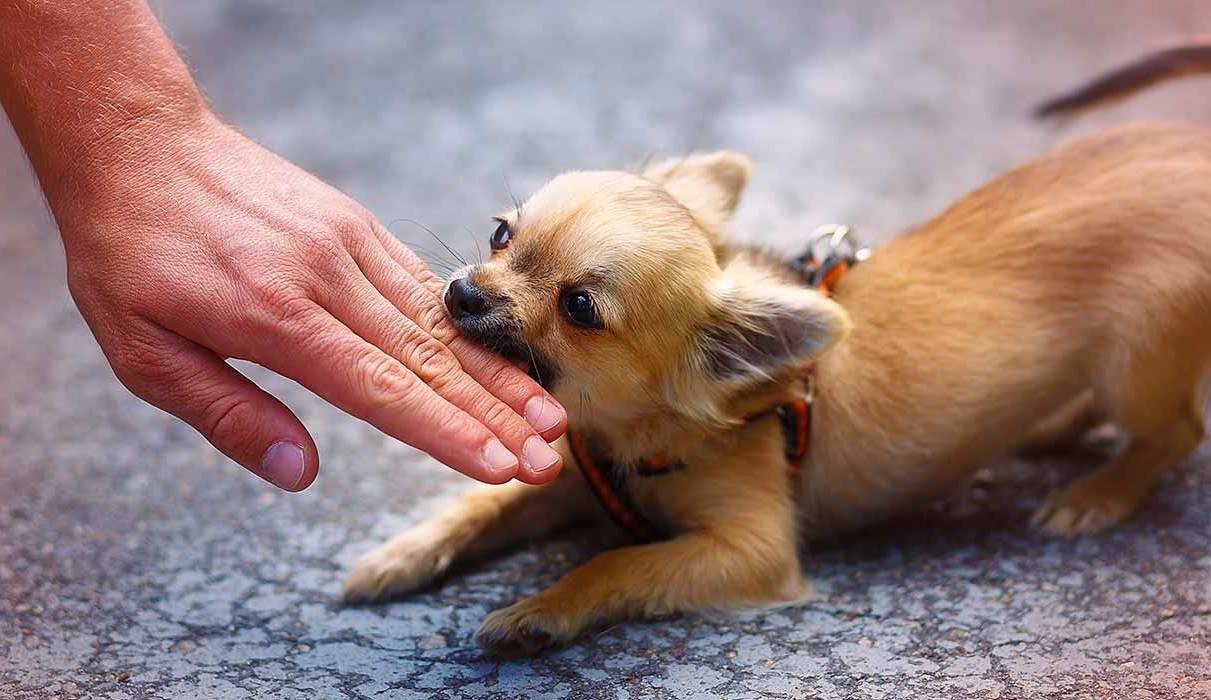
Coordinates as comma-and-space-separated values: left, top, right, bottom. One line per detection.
474, 515, 806, 655
344, 465, 592, 603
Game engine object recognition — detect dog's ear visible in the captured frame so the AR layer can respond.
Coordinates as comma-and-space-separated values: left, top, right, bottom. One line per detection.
698, 257, 850, 382
642, 151, 752, 231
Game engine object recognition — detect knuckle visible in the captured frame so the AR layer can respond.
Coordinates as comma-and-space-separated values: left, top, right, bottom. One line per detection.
201, 394, 255, 446
321, 212, 379, 270
358, 352, 420, 408
406, 337, 461, 384
272, 294, 319, 327
330, 213, 370, 247
64, 265, 92, 305
108, 333, 176, 388
478, 400, 516, 432
248, 280, 318, 329
415, 298, 458, 344
483, 358, 522, 392
294, 228, 350, 279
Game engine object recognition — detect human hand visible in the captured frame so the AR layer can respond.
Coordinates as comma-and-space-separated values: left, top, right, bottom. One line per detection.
50, 113, 566, 490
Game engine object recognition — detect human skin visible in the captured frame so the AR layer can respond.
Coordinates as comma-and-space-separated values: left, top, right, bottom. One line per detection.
0, 0, 567, 490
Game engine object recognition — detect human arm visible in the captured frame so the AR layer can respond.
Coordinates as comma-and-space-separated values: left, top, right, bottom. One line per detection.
0, 0, 567, 489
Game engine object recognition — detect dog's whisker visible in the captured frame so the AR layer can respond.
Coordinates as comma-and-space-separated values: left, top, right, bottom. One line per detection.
523, 342, 540, 383
577, 389, 593, 425
462, 226, 485, 264
403, 241, 463, 271
504, 177, 524, 222
394, 217, 469, 266
633, 150, 657, 175
408, 254, 459, 276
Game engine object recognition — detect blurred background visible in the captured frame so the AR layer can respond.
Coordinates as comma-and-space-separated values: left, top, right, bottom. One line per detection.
4, 2, 1211, 698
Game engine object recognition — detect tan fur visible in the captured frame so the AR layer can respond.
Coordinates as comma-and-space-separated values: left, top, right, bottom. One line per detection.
346, 123, 1211, 655
1015, 390, 1105, 455
804, 122, 1211, 535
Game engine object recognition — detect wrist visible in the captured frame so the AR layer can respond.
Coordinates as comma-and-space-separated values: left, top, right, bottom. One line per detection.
30, 86, 215, 207
0, 1, 217, 222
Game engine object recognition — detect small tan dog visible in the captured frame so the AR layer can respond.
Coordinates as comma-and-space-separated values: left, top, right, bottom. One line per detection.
346, 46, 1211, 654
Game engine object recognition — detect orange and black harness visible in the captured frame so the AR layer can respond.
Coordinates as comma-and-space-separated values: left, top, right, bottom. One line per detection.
566, 225, 868, 542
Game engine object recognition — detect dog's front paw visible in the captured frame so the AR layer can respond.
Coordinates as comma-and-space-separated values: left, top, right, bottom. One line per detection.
473, 598, 581, 656
343, 528, 455, 604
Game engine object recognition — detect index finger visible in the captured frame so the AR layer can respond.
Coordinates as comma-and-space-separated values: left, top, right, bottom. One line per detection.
249, 302, 522, 484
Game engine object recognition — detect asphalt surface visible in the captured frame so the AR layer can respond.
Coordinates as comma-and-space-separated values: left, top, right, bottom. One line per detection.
4, 2, 1211, 698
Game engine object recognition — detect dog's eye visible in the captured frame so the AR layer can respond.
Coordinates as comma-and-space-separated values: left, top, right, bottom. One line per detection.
561, 290, 601, 329
490, 219, 512, 251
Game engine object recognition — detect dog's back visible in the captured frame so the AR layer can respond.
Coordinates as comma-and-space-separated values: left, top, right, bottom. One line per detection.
803, 121, 1211, 535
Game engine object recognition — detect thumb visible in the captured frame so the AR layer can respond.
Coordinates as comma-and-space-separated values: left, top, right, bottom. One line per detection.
112, 326, 319, 491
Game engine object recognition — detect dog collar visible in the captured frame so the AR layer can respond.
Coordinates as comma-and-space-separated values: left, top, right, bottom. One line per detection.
566, 225, 866, 541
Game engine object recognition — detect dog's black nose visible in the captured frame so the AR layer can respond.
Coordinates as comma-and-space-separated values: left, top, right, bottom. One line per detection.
445, 277, 489, 319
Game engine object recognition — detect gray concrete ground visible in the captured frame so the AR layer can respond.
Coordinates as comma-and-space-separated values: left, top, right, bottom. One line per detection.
4, 1, 1211, 698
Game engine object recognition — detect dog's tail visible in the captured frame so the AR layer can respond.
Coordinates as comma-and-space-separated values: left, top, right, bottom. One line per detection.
1035, 43, 1211, 119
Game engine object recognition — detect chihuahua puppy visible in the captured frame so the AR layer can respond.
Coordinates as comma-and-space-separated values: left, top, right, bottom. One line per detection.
345, 49, 1211, 654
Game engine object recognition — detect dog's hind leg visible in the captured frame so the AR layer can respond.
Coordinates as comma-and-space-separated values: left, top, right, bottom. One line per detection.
1032, 343, 1206, 536
1016, 389, 1107, 455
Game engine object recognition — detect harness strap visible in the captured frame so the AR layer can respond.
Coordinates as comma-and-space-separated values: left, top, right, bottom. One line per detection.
566, 429, 661, 542
777, 397, 812, 477
567, 396, 813, 542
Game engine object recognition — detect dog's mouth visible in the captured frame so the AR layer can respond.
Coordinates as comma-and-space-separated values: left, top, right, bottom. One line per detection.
453, 316, 559, 390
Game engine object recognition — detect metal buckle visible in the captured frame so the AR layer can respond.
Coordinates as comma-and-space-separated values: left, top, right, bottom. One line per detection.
806, 224, 871, 266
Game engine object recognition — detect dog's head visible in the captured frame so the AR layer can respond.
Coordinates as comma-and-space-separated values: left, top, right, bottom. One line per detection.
444, 152, 850, 433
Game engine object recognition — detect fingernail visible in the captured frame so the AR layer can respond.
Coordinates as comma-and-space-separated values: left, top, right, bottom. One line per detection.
260, 441, 306, 490
523, 396, 561, 433
523, 435, 561, 473
481, 439, 518, 477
